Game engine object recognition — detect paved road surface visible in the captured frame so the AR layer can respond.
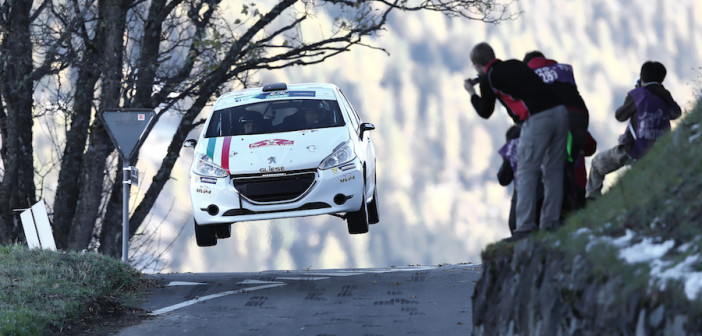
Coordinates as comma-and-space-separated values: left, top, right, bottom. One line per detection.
117, 263, 481, 336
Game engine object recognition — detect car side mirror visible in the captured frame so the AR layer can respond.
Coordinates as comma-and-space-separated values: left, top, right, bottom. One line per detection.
183, 139, 197, 148
359, 122, 375, 139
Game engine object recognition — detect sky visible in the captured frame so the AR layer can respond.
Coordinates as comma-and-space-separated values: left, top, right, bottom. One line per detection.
125, 0, 702, 273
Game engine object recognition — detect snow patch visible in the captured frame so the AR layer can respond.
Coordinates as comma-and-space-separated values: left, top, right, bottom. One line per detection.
618, 238, 674, 263
650, 255, 702, 300
573, 227, 590, 236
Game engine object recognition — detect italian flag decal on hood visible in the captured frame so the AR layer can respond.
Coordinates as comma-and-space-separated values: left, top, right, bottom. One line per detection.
205, 137, 233, 173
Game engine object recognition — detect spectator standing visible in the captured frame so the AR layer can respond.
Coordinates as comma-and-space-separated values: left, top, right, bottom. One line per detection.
464, 42, 569, 239
498, 126, 595, 231
523, 51, 591, 212
496, 125, 544, 234
586, 61, 681, 199
523, 51, 589, 163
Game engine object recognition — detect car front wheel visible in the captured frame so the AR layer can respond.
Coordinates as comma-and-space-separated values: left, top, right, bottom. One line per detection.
346, 181, 370, 234
215, 224, 231, 239
368, 174, 379, 224
194, 219, 217, 246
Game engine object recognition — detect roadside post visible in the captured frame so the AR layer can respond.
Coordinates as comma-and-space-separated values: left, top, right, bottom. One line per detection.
101, 108, 156, 263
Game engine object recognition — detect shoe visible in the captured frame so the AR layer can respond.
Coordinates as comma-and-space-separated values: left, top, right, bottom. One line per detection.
502, 230, 534, 243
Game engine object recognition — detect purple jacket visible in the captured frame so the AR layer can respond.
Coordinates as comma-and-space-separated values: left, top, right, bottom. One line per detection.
497, 138, 519, 184
616, 84, 681, 159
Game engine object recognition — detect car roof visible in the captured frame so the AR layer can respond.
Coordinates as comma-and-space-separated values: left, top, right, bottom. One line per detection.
211, 83, 341, 111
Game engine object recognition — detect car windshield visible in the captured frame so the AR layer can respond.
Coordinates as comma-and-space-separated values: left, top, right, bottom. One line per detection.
205, 99, 346, 137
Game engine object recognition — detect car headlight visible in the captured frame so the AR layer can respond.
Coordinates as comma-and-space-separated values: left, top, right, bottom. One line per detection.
319, 140, 356, 169
193, 154, 228, 177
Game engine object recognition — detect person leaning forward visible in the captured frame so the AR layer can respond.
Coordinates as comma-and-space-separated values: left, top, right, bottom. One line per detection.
464, 42, 569, 239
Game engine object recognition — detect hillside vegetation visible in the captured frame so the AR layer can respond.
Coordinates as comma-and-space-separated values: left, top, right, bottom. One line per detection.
473, 99, 702, 334
564, 98, 702, 300
0, 245, 145, 335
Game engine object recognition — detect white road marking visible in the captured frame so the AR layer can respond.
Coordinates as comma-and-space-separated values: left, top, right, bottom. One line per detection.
150, 283, 285, 316
305, 272, 365, 277
166, 281, 207, 286
362, 266, 437, 273
238, 279, 285, 285
303, 265, 440, 276
275, 276, 330, 281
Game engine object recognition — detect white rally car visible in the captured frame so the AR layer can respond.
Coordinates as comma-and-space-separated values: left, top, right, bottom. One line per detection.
184, 82, 378, 246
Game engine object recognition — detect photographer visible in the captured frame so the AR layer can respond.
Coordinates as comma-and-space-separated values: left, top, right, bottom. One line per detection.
464, 42, 568, 239
585, 61, 681, 199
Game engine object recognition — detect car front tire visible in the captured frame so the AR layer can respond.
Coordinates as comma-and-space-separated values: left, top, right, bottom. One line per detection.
346, 181, 370, 234
215, 224, 231, 239
367, 186, 379, 224
194, 219, 217, 246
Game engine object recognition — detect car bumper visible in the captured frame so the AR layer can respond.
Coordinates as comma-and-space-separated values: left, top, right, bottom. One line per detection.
189, 159, 364, 225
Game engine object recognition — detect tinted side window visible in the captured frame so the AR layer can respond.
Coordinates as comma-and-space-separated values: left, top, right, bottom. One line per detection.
337, 89, 360, 131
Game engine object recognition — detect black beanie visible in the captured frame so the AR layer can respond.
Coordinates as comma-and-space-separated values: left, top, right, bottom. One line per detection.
640, 61, 666, 84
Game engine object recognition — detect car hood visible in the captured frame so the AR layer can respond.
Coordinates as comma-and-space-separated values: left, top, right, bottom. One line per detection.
198, 127, 351, 174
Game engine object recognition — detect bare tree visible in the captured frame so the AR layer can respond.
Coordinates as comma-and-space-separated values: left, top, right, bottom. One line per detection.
0, 0, 518, 256
0, 0, 73, 244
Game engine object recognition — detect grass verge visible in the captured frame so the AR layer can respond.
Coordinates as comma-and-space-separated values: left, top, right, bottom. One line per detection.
0, 244, 146, 335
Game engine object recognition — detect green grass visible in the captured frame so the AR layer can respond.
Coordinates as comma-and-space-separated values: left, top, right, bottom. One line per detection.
0, 245, 145, 335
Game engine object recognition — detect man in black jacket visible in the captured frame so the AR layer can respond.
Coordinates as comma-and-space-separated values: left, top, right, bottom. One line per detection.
464, 42, 569, 238
523, 50, 591, 212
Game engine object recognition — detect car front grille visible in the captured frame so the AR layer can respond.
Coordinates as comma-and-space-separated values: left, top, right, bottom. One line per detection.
231, 169, 317, 203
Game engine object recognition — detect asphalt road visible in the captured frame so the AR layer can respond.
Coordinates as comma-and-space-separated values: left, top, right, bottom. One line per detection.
116, 263, 482, 336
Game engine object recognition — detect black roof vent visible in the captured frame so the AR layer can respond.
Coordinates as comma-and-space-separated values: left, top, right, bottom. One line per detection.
262, 83, 287, 92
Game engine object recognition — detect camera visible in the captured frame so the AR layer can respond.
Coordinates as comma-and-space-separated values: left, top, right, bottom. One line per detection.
466, 77, 480, 86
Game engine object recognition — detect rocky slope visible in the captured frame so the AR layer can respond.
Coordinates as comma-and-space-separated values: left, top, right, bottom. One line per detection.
473, 238, 698, 335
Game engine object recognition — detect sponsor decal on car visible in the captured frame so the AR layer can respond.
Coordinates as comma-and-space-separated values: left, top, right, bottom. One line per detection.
200, 177, 217, 184
339, 173, 355, 183
253, 90, 316, 99
234, 98, 250, 103
196, 186, 212, 194
339, 162, 355, 171
249, 139, 294, 148
332, 163, 355, 175
260, 166, 285, 173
